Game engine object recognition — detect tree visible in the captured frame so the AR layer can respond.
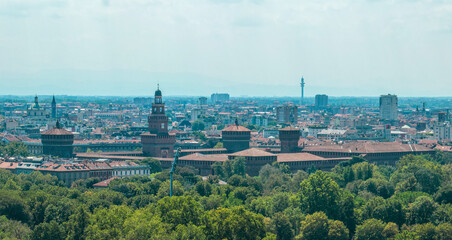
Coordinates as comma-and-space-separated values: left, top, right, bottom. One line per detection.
170, 224, 206, 240
140, 157, 162, 174
232, 157, 246, 177
65, 206, 89, 240
203, 206, 266, 240
157, 180, 183, 198
436, 223, 452, 240
297, 211, 330, 240
0, 190, 31, 223
354, 218, 386, 240
31, 221, 65, 240
0, 215, 32, 240
221, 157, 246, 179
382, 222, 399, 239
361, 197, 405, 226
353, 162, 375, 181
155, 196, 202, 227
338, 191, 356, 234
84, 205, 132, 240
0, 141, 29, 157
271, 212, 293, 240
295, 212, 348, 240
213, 142, 223, 149
194, 181, 212, 197
393, 231, 419, 240
192, 120, 205, 131
434, 184, 452, 204
407, 196, 438, 225
211, 162, 224, 178
432, 203, 452, 225
299, 171, 340, 219
412, 223, 437, 240
327, 220, 349, 240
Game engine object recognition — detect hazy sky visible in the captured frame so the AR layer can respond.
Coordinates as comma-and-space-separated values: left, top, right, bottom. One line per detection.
0, 0, 451, 97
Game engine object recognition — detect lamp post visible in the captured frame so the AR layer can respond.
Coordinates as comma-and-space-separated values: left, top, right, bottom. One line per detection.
170, 148, 181, 197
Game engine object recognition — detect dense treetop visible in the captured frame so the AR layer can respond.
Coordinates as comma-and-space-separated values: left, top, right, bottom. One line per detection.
0, 152, 451, 239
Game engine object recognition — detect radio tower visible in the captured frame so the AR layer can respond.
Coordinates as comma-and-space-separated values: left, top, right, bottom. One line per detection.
300, 76, 305, 106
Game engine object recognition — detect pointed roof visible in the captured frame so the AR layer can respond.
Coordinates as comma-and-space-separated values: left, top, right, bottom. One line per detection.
155, 84, 162, 97
222, 119, 251, 132
41, 122, 73, 136
222, 125, 251, 132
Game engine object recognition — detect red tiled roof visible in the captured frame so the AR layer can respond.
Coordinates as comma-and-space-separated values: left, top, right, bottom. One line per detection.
435, 145, 452, 152
230, 148, 275, 157
277, 153, 350, 162
84, 162, 113, 170
303, 142, 433, 153
93, 177, 119, 188
222, 125, 251, 132
179, 153, 229, 162
41, 128, 73, 135
37, 163, 89, 172
0, 161, 19, 170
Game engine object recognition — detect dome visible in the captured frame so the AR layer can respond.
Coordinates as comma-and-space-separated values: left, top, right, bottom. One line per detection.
155, 89, 162, 97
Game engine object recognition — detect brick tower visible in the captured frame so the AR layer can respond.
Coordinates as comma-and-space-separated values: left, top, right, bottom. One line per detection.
141, 86, 176, 158
222, 119, 251, 153
279, 126, 300, 153
41, 121, 74, 158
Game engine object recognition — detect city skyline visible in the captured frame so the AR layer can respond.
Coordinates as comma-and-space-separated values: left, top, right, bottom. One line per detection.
1, 0, 451, 97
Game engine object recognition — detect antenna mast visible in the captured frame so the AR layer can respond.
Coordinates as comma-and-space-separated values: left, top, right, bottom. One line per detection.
300, 76, 305, 105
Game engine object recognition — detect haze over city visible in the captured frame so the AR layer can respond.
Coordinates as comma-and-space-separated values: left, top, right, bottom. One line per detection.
1, 0, 451, 96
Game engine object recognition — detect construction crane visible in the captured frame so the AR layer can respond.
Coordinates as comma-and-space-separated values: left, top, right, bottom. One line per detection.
170, 148, 181, 197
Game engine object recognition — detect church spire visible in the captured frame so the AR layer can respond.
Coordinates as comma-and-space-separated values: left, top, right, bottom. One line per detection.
51, 95, 57, 118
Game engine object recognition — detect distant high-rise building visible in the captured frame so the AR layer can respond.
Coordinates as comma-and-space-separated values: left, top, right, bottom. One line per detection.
198, 97, 208, 106
434, 122, 451, 140
51, 95, 57, 119
211, 93, 229, 104
276, 105, 298, 124
438, 111, 448, 123
379, 94, 398, 120
315, 94, 328, 109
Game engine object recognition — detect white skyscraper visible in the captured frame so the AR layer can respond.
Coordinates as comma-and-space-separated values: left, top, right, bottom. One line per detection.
379, 94, 398, 120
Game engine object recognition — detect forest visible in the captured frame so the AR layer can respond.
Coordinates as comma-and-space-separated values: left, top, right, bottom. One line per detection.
0, 151, 451, 240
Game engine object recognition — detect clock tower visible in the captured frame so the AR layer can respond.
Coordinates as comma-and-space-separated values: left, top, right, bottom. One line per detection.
141, 86, 176, 158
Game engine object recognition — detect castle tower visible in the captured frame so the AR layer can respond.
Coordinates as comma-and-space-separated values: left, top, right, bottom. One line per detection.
41, 121, 74, 158
222, 119, 251, 153
141, 86, 176, 158
279, 126, 300, 153
51, 95, 57, 119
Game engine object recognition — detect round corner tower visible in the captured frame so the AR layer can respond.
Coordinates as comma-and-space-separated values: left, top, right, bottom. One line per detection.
222, 119, 251, 153
41, 121, 74, 158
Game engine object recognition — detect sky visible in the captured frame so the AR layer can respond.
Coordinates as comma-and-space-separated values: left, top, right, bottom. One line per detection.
0, 0, 451, 97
